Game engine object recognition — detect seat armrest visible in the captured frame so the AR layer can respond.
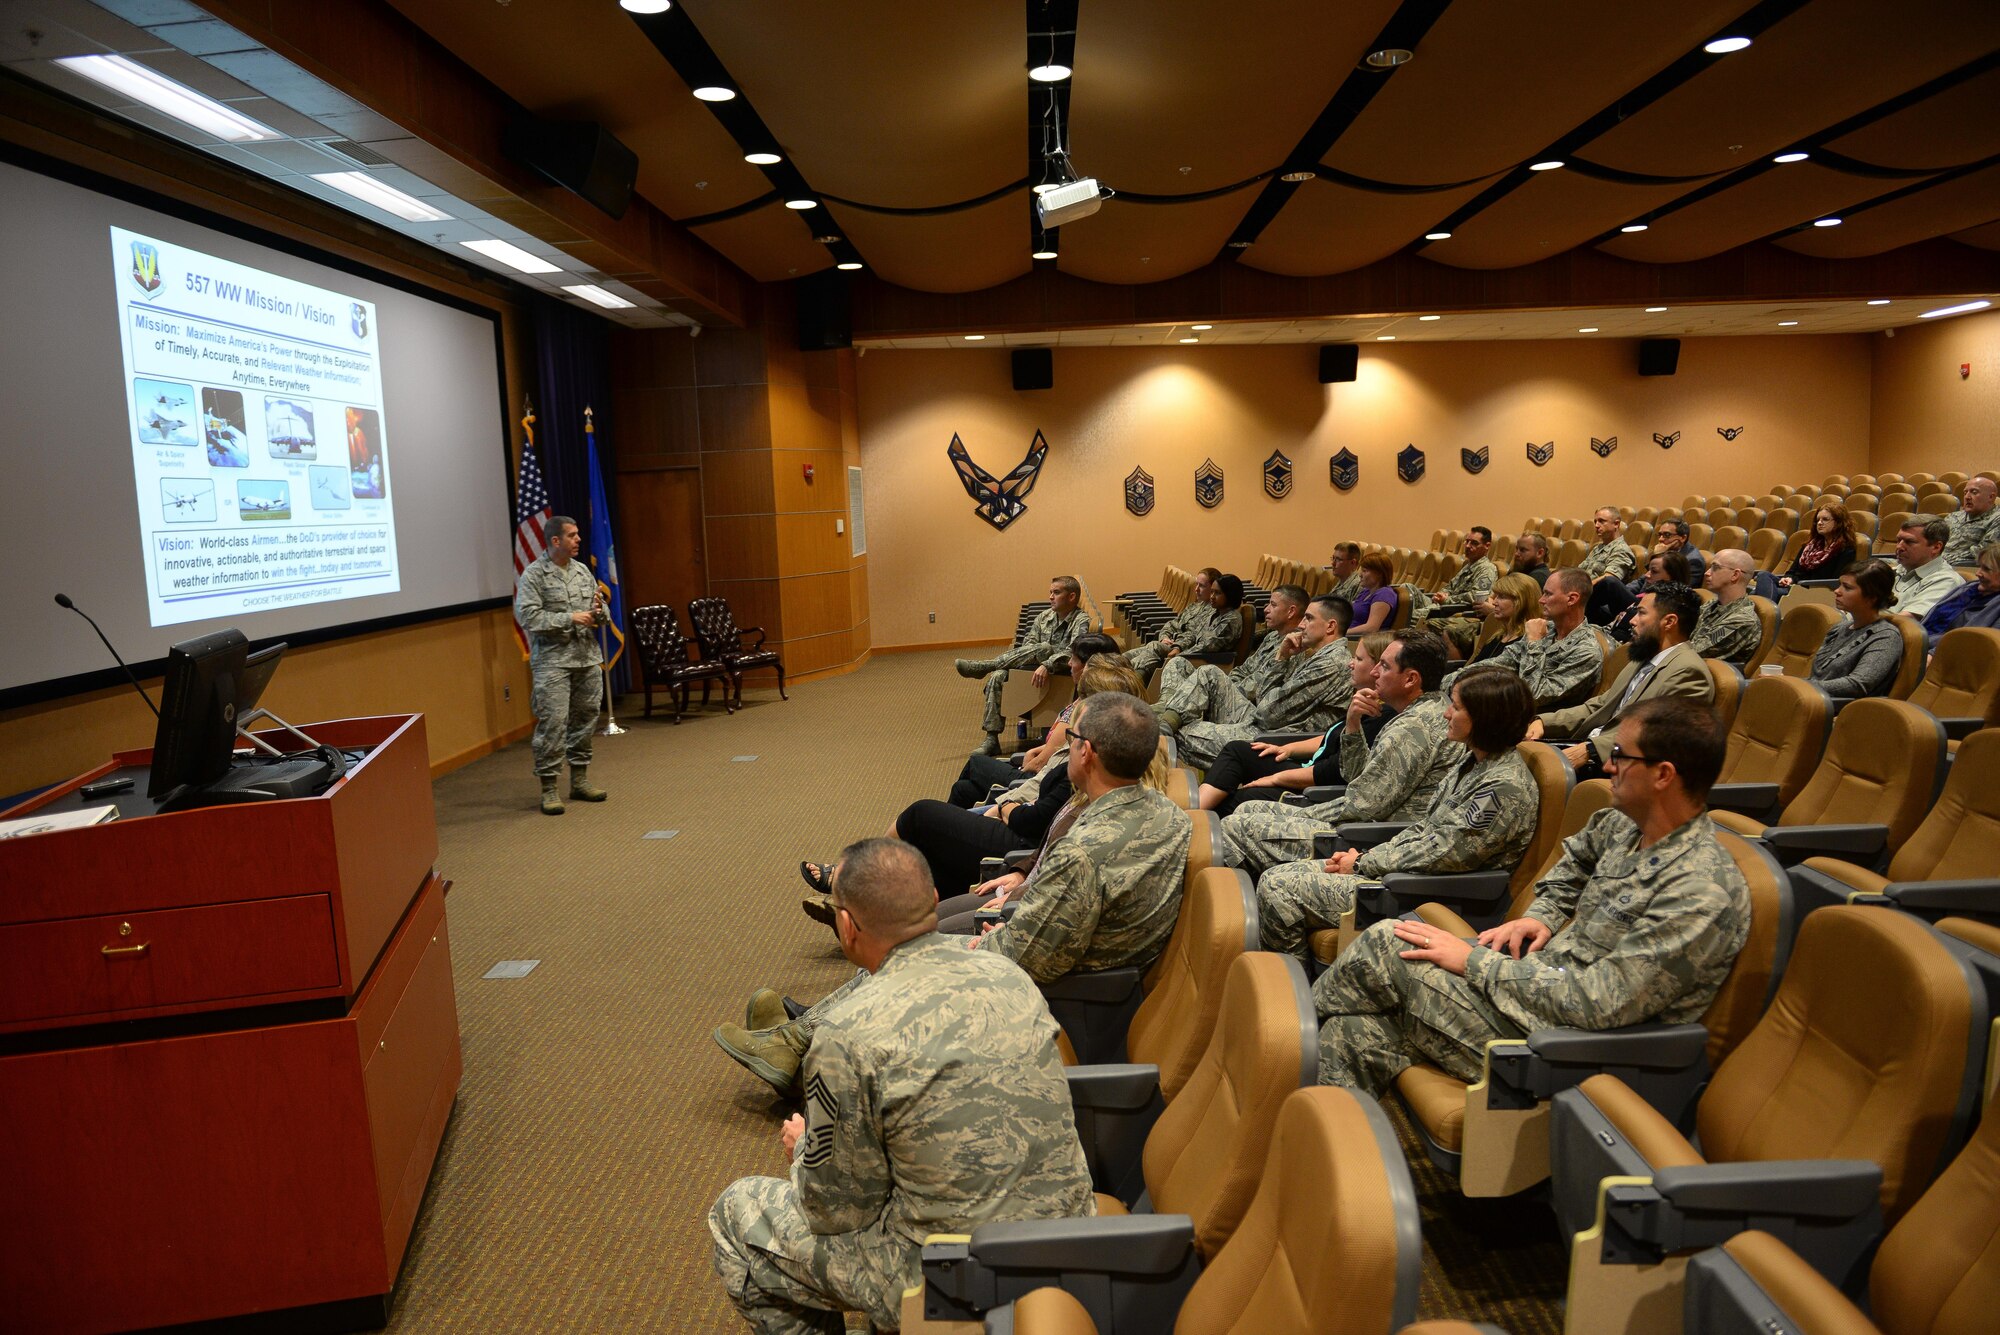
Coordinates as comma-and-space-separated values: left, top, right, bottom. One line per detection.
918, 1217, 1201, 1328
1705, 782, 1782, 818
1354, 872, 1512, 932
1312, 831, 1347, 859
1526, 1024, 1709, 1071
1299, 785, 1345, 805
1594, 1164, 1884, 1279
1758, 823, 1889, 866
1337, 821, 1415, 848
1064, 1064, 1162, 1112
1652, 1161, 1882, 1219
1428, 602, 1476, 617
1880, 879, 2000, 914
966, 1216, 1197, 1275
1040, 968, 1144, 1004
1485, 1024, 1710, 1118
1938, 716, 1986, 741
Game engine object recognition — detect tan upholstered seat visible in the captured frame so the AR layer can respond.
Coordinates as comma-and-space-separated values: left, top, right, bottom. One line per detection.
1765, 602, 1839, 677
1937, 471, 1968, 490
1556, 537, 1588, 567
1712, 523, 1749, 554
1885, 614, 1926, 700
1124, 867, 1259, 1100
1746, 528, 1788, 571
1919, 493, 1958, 515
1741, 596, 1781, 673
1595, 640, 1630, 696
1186, 809, 1218, 884
1707, 658, 1744, 730
1737, 507, 1769, 534
1708, 506, 1739, 530
1713, 675, 1833, 820
1908, 627, 2000, 745
1164, 766, 1201, 809
1766, 507, 1800, 536
1688, 522, 1715, 550
1389, 584, 1417, 630
1626, 520, 1655, 550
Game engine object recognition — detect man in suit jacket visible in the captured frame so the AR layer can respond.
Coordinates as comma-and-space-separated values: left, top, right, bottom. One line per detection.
1527, 583, 1714, 779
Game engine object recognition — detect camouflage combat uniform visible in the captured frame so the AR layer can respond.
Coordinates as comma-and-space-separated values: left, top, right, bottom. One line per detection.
1218, 692, 1461, 878
1944, 506, 2000, 567
1443, 620, 1605, 712
960, 606, 1092, 736
1330, 571, 1363, 603
977, 782, 1191, 981
1689, 595, 1762, 666
1256, 746, 1540, 955
1419, 556, 1499, 653
513, 552, 605, 778
1126, 600, 1234, 677
1581, 538, 1638, 584
1161, 621, 1288, 708
709, 934, 1094, 1335
1161, 639, 1356, 769
1313, 807, 1750, 1095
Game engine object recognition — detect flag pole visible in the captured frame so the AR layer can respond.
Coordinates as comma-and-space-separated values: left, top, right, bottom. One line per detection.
586, 405, 627, 736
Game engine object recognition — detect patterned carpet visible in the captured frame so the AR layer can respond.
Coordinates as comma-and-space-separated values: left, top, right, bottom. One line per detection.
382, 650, 1563, 1332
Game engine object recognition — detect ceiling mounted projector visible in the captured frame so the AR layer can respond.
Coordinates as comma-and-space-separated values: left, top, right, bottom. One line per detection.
1036, 177, 1105, 228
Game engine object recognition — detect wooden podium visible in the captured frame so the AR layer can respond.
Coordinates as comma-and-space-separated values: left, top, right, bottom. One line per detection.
0, 715, 461, 1334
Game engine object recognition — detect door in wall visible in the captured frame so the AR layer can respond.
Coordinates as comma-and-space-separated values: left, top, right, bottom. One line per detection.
616, 465, 706, 618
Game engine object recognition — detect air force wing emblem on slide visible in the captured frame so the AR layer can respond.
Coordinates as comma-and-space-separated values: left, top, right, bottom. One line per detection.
1526, 440, 1555, 467
1329, 448, 1359, 491
129, 241, 163, 297
1124, 465, 1156, 516
1397, 444, 1426, 484
1262, 450, 1293, 498
1195, 458, 1225, 509
1460, 445, 1489, 475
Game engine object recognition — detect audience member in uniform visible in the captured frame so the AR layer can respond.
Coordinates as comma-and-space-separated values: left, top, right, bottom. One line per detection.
1776, 501, 1858, 589
1812, 559, 1905, 701
1194, 631, 1393, 813
1529, 583, 1714, 779
1690, 550, 1765, 667
943, 632, 1117, 807
1350, 552, 1399, 634
1943, 475, 2000, 567
1328, 543, 1363, 601
1923, 541, 2000, 649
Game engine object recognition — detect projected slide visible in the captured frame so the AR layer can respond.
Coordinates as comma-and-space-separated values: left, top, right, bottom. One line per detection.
110, 227, 400, 627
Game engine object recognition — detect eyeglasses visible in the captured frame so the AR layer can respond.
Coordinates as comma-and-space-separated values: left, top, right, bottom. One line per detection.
1067, 724, 1094, 747
1606, 745, 1659, 766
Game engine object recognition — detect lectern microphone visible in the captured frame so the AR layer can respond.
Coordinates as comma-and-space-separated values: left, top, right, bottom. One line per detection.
54, 592, 159, 717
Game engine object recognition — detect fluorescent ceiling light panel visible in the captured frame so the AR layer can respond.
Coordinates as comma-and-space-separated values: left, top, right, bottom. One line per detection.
461, 238, 563, 274
562, 284, 634, 309
1418, 315, 1441, 321
309, 171, 449, 222
1646, 306, 1669, 313
1920, 299, 1992, 319
1867, 299, 1892, 306
784, 198, 818, 210
56, 54, 279, 142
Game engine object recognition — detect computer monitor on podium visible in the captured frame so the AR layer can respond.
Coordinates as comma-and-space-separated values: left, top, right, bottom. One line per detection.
149, 629, 331, 809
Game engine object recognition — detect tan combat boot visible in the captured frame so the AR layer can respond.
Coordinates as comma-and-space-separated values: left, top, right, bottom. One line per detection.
540, 775, 564, 815
569, 765, 607, 802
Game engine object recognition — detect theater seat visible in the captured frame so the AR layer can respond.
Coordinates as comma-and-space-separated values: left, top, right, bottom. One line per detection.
1741, 595, 1781, 674
1906, 627, 2000, 744
1710, 698, 1945, 873
1707, 658, 1745, 730
1708, 675, 1834, 823
1551, 906, 1986, 1335
1885, 615, 1927, 700
910, 953, 1319, 1332
1766, 602, 1839, 677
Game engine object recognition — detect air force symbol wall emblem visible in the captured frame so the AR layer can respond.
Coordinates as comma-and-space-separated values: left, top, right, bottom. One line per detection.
1329, 448, 1359, 491
1461, 445, 1489, 475
1194, 458, 1225, 509
1124, 466, 1156, 516
1262, 450, 1293, 498
1397, 444, 1426, 484
1526, 440, 1555, 467
947, 429, 1049, 530
129, 241, 163, 298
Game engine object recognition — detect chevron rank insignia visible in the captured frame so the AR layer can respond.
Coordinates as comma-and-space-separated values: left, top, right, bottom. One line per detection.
1262, 449, 1293, 498
1526, 440, 1554, 467
1591, 435, 1617, 458
1716, 426, 1745, 441
1397, 444, 1425, 484
1124, 465, 1156, 516
1195, 458, 1224, 509
800, 1072, 840, 1168
1329, 448, 1359, 491
1653, 430, 1681, 450
1460, 445, 1489, 475
1462, 790, 1499, 831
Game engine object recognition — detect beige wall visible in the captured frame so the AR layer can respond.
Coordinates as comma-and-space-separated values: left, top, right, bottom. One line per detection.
858, 336, 1874, 648
1869, 309, 2000, 477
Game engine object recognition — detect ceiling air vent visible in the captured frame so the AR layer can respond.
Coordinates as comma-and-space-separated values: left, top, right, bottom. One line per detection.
318, 139, 396, 168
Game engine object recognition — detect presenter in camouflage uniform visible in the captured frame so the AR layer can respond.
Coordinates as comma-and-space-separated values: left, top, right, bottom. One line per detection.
1417, 527, 1501, 654
1441, 568, 1605, 712
1157, 593, 1356, 768
709, 839, 1094, 1335
1218, 631, 1464, 878
1122, 566, 1230, 679
513, 515, 607, 815
1313, 698, 1750, 1095
955, 575, 1092, 755
1255, 667, 1542, 957
1691, 550, 1764, 666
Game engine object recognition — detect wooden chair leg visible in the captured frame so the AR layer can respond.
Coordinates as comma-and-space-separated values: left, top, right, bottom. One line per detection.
774, 666, 788, 700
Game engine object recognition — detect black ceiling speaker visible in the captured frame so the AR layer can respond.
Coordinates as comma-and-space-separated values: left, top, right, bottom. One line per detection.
1638, 338, 1681, 377
503, 115, 638, 220
1318, 344, 1359, 384
795, 269, 852, 352
1012, 348, 1053, 391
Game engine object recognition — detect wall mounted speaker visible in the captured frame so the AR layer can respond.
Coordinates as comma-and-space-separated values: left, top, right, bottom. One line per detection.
1318, 344, 1359, 384
1012, 348, 1053, 391
795, 270, 852, 352
1638, 338, 1681, 377
502, 116, 637, 220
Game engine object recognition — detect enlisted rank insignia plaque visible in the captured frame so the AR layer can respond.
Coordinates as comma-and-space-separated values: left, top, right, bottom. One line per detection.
1194, 458, 1224, 509
1124, 465, 1156, 516
1590, 435, 1617, 458
1716, 426, 1745, 441
1262, 450, 1293, 498
1526, 440, 1555, 467
1653, 430, 1681, 450
1397, 444, 1426, 484
1460, 445, 1490, 475
1329, 448, 1359, 491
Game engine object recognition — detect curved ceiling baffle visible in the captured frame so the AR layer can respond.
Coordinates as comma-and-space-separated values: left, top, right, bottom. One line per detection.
1248, 0, 1752, 277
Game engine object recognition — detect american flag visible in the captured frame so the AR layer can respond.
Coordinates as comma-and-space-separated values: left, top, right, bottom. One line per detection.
512, 403, 552, 657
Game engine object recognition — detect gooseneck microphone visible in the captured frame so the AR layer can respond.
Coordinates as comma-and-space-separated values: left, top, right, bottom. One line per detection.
55, 593, 160, 718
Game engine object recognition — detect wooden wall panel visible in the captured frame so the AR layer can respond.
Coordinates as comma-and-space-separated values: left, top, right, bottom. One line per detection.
776, 630, 858, 678
780, 573, 864, 640
697, 386, 774, 452
700, 451, 778, 517
711, 578, 783, 645
769, 450, 851, 516
613, 386, 702, 460
774, 514, 851, 578
704, 515, 781, 581
694, 328, 770, 387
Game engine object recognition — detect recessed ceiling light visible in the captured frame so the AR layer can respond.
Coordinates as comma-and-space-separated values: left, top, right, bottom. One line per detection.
1179, 337, 1200, 344
835, 262, 863, 271
461, 238, 563, 274
1191, 324, 1213, 330
1227, 239, 1253, 248
1619, 223, 1649, 233
1646, 306, 1669, 313
1920, 299, 1993, 319
1813, 217, 1842, 227
1418, 315, 1441, 321
1365, 48, 1413, 68
963, 334, 986, 341
744, 151, 782, 166
692, 86, 737, 102
1031, 249, 1059, 260
619, 0, 671, 12
1772, 151, 1809, 164
563, 284, 635, 309
1280, 170, 1314, 183
784, 198, 818, 210
1778, 320, 1799, 326
1529, 160, 1565, 172
309, 172, 450, 222
55, 54, 280, 142
1866, 299, 1892, 306
1028, 62, 1072, 82
1704, 36, 1753, 54
1578, 327, 1599, 333
1424, 231, 1452, 241
1377, 335, 1396, 341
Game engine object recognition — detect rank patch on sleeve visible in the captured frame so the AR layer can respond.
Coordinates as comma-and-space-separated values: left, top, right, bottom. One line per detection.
1462, 791, 1499, 831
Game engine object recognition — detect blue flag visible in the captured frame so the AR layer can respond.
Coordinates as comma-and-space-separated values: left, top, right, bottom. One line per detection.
584, 408, 625, 672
